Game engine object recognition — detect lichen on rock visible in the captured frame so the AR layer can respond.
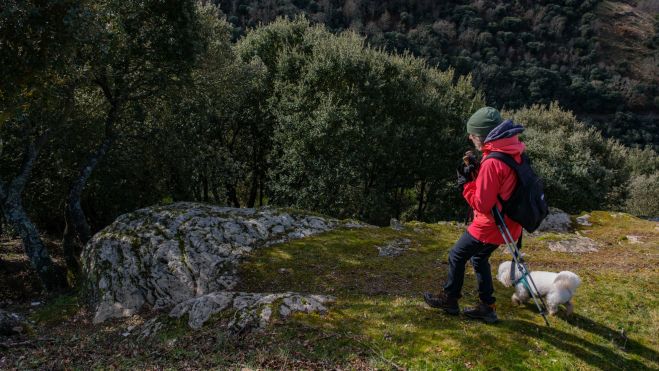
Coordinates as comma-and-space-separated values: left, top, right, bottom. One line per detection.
82, 202, 353, 325
376, 238, 412, 257
169, 291, 334, 332
548, 236, 599, 253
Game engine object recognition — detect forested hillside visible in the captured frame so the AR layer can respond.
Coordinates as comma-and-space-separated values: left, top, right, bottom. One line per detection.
215, 0, 659, 149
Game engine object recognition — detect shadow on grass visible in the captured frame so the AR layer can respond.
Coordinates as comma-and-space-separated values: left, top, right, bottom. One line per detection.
512, 300, 658, 367
500, 319, 657, 370
336, 294, 658, 369
565, 313, 658, 365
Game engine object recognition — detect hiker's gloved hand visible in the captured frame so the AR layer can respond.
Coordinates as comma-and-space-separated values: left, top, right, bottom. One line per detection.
456, 151, 479, 188
456, 167, 470, 188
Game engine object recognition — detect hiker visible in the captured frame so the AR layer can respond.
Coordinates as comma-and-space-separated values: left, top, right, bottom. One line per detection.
423, 106, 525, 323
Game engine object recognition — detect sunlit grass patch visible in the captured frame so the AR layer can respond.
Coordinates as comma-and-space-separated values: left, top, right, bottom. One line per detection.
575, 211, 659, 246
236, 217, 659, 369
5, 212, 657, 369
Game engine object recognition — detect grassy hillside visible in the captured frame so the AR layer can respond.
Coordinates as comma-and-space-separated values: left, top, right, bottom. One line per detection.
3, 211, 657, 369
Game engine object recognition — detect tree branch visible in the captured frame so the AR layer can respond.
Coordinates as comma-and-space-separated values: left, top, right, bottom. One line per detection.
8, 128, 51, 197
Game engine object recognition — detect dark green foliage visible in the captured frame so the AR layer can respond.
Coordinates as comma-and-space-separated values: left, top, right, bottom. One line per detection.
0, 0, 88, 107
214, 0, 658, 149
236, 19, 482, 224
508, 103, 659, 214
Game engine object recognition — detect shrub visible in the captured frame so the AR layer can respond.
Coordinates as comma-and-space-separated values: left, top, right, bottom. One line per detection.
507, 103, 629, 213
626, 173, 659, 217
246, 19, 482, 224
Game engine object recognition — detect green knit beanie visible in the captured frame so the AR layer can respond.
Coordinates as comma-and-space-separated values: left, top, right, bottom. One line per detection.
466, 107, 502, 137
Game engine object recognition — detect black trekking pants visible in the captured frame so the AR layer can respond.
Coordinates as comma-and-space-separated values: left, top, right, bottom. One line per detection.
443, 231, 498, 305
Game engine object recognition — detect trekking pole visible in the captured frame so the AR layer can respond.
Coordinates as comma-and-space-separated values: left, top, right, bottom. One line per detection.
492, 207, 550, 326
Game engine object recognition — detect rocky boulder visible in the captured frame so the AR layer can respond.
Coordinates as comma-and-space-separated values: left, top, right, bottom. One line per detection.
536, 207, 572, 233
83, 202, 359, 324
376, 238, 412, 257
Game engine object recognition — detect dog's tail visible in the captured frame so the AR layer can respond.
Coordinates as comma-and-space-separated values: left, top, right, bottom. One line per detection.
554, 271, 581, 292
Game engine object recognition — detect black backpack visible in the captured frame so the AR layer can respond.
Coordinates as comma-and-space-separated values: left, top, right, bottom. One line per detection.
484, 152, 548, 233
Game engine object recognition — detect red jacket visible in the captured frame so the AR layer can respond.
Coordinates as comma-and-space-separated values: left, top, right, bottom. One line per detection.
462, 135, 524, 245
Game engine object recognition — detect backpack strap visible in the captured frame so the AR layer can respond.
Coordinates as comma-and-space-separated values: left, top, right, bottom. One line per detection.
483, 151, 522, 204
484, 151, 522, 173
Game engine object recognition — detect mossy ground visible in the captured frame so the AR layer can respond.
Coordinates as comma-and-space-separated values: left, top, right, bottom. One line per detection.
1, 212, 657, 369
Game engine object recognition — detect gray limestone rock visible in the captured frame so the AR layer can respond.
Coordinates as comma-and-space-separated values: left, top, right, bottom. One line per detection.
344, 220, 375, 229
139, 318, 164, 339
576, 214, 593, 226
376, 238, 412, 257
169, 291, 334, 332
548, 236, 599, 253
537, 208, 572, 232
169, 292, 235, 329
83, 202, 348, 324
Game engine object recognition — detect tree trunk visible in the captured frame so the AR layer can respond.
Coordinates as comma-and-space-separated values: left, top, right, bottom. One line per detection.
2, 201, 61, 290
201, 173, 209, 202
258, 176, 264, 207
211, 184, 220, 204
226, 184, 240, 208
61, 214, 81, 281
417, 179, 426, 220
0, 131, 62, 291
62, 101, 117, 279
246, 170, 258, 208
64, 134, 114, 241
395, 187, 402, 220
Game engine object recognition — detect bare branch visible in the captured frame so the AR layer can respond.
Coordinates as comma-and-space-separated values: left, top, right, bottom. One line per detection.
8, 128, 51, 196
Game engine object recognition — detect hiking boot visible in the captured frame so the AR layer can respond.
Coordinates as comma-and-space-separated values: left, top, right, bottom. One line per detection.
463, 302, 498, 323
423, 292, 459, 315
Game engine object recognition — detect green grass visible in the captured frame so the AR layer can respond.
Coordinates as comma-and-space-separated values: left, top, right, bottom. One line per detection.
234, 214, 659, 370
5, 212, 657, 369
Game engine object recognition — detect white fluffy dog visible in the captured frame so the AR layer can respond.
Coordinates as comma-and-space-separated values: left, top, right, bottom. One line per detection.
496, 261, 581, 316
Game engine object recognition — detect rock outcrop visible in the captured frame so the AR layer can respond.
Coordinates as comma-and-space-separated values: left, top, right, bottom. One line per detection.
537, 208, 572, 233
376, 238, 412, 257
548, 236, 599, 253
576, 214, 593, 226
169, 291, 334, 332
83, 202, 359, 325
